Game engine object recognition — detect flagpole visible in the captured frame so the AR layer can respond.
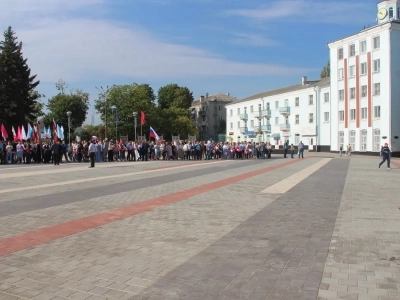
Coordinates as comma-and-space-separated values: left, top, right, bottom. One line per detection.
141, 124, 142, 140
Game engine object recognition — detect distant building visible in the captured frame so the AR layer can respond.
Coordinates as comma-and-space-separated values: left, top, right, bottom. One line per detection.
190, 93, 237, 141
225, 77, 330, 150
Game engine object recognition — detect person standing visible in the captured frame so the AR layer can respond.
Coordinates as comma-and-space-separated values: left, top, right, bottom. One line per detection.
51, 141, 60, 165
283, 140, 288, 158
298, 141, 304, 158
290, 143, 295, 159
378, 143, 391, 169
88, 139, 97, 168
339, 144, 343, 157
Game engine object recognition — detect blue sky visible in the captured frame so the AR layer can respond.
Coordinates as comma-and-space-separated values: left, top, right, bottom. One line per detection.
0, 0, 380, 124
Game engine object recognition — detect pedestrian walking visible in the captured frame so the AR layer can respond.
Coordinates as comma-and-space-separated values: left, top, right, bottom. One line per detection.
339, 144, 343, 156
378, 143, 391, 169
88, 140, 97, 168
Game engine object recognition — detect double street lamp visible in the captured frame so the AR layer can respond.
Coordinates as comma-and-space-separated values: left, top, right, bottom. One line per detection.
111, 105, 118, 140
66, 111, 72, 144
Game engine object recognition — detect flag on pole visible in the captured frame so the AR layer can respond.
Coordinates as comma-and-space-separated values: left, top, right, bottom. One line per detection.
17, 126, 22, 141
60, 126, 65, 140
140, 111, 145, 125
22, 126, 27, 141
11, 126, 16, 140
26, 122, 33, 139
53, 119, 58, 142
149, 126, 161, 141
1, 124, 8, 140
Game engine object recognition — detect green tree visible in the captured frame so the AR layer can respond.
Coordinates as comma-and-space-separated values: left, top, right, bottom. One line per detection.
43, 84, 90, 130
155, 107, 198, 140
157, 84, 194, 110
320, 60, 330, 78
94, 83, 156, 140
0, 26, 40, 126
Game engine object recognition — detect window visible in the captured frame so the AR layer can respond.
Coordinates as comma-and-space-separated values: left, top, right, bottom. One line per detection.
275, 117, 279, 125
389, 7, 394, 18
349, 131, 356, 151
350, 87, 356, 99
237, 108, 240, 115
338, 48, 343, 59
324, 112, 330, 122
373, 129, 380, 151
374, 83, 380, 95
275, 101, 279, 110
349, 65, 355, 77
230, 122, 233, 129
398, 7, 400, 19
237, 121, 240, 128
250, 120, 254, 127
361, 62, 367, 75
308, 95, 314, 105
361, 85, 367, 97
360, 40, 367, 53
349, 44, 356, 56
360, 130, 367, 151
339, 110, 345, 121
339, 89, 344, 101
338, 68, 344, 80
230, 109, 233, 117
374, 105, 381, 118
350, 109, 356, 120
258, 104, 261, 111
361, 107, 367, 119
219, 106, 221, 111
324, 93, 329, 103
250, 105, 253, 113
339, 131, 344, 148
373, 36, 380, 49
295, 115, 299, 124
295, 97, 299, 106
373, 59, 380, 72
309, 113, 314, 123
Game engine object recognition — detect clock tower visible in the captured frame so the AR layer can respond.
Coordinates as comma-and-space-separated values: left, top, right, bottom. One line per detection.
377, 0, 400, 24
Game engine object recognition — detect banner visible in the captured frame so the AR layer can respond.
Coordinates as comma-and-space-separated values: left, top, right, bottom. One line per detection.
137, 135, 145, 141
172, 135, 180, 142
120, 135, 128, 143
188, 135, 196, 142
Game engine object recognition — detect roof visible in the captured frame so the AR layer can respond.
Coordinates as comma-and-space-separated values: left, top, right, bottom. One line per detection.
229, 77, 330, 105
192, 93, 237, 105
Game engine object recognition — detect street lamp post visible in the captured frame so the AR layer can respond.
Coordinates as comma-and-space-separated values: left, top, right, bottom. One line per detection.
132, 112, 138, 141
66, 111, 72, 144
111, 105, 117, 140
95, 86, 109, 140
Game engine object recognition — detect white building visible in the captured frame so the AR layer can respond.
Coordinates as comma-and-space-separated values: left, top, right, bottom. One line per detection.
329, 0, 400, 154
225, 77, 330, 150
226, 0, 400, 155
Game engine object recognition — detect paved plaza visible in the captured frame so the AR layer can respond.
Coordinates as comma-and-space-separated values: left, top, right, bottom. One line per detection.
0, 154, 399, 300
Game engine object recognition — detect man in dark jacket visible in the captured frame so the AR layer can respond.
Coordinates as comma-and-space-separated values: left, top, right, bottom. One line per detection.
51, 140, 61, 165
379, 143, 391, 169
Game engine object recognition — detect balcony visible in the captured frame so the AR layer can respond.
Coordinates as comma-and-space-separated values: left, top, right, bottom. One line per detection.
199, 111, 206, 117
239, 113, 248, 121
260, 109, 271, 118
261, 124, 271, 133
240, 127, 248, 134
201, 121, 207, 126
279, 123, 290, 131
279, 106, 290, 116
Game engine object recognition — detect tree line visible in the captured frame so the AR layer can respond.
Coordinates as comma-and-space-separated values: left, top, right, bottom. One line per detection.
0, 27, 198, 141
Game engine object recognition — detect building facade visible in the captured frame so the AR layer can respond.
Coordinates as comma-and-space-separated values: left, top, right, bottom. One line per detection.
225, 0, 400, 154
190, 93, 236, 141
329, 0, 400, 154
225, 77, 330, 150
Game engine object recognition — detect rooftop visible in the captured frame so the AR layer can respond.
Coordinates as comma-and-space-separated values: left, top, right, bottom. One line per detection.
192, 93, 237, 105
228, 77, 330, 105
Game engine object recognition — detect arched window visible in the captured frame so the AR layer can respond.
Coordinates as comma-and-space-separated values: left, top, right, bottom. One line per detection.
360, 130, 367, 151
373, 129, 380, 151
349, 131, 356, 151
389, 7, 394, 18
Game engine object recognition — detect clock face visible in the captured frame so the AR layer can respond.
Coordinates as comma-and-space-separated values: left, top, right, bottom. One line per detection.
378, 8, 387, 20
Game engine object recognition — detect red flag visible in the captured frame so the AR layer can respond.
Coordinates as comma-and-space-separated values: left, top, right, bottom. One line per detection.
17, 126, 22, 141
53, 119, 58, 142
1, 123, 8, 140
140, 111, 145, 125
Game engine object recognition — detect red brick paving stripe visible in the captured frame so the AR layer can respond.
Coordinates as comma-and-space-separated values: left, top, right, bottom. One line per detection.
392, 161, 400, 168
0, 158, 306, 257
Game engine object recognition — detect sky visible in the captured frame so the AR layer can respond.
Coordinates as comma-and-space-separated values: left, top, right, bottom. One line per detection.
0, 0, 381, 125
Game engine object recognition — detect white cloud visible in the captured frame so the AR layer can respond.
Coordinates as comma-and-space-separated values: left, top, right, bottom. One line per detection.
0, 0, 313, 83
224, 0, 373, 24
230, 33, 280, 47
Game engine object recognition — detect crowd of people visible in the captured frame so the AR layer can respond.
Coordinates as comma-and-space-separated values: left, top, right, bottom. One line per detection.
0, 139, 280, 165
